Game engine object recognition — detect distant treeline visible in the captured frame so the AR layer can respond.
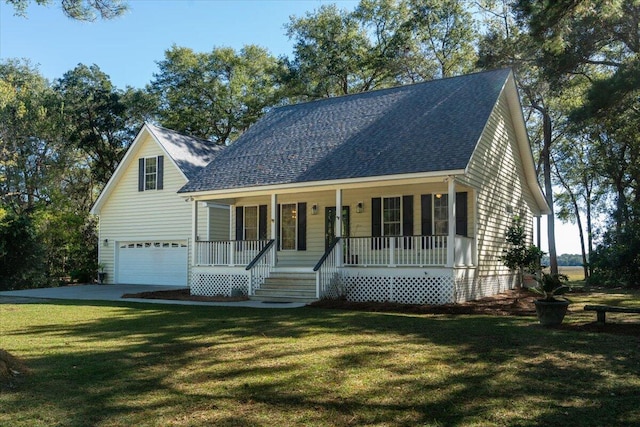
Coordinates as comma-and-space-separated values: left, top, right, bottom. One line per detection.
542, 254, 585, 267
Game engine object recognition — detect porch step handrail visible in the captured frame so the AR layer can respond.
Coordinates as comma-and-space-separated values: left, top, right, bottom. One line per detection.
245, 239, 276, 296
313, 238, 341, 272
314, 237, 341, 299
245, 239, 276, 271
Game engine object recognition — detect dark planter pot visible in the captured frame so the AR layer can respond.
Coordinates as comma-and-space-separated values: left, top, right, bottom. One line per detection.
534, 299, 570, 327
97, 272, 107, 285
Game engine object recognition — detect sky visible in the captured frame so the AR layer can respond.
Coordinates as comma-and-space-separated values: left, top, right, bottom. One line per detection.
0, 0, 584, 255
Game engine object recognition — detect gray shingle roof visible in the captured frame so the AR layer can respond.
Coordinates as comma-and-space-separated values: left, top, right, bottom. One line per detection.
179, 68, 511, 193
146, 123, 224, 180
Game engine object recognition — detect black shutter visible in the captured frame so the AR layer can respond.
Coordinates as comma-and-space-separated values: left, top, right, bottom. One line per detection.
371, 197, 382, 249
258, 205, 268, 240
138, 158, 144, 191
402, 195, 414, 249
235, 206, 243, 241
421, 195, 433, 235
276, 204, 281, 250
421, 194, 433, 249
157, 155, 164, 190
456, 192, 468, 236
297, 202, 307, 251
402, 195, 413, 236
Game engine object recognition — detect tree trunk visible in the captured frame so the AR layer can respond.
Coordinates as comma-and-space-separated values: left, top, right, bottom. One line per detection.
541, 109, 559, 275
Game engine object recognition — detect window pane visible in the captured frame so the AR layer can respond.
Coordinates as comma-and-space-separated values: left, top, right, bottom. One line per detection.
244, 206, 258, 240
281, 204, 297, 250
144, 158, 157, 190
382, 196, 401, 236
434, 194, 448, 235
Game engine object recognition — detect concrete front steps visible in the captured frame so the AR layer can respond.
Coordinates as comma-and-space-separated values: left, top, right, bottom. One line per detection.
249, 269, 317, 303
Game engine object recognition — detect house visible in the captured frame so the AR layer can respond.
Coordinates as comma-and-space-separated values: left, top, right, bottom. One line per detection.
177, 68, 550, 304
92, 68, 549, 304
90, 123, 227, 286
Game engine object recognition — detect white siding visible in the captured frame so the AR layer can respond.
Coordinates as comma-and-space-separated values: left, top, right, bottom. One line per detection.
97, 133, 208, 284
460, 91, 538, 280
230, 183, 473, 267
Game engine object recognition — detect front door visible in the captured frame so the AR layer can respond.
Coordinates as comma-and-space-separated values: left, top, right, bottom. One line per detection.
325, 206, 350, 250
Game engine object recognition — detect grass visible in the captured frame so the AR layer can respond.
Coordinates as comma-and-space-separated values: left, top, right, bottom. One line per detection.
1, 290, 640, 427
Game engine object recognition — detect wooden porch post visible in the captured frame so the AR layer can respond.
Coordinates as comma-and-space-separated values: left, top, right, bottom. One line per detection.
447, 178, 455, 267
192, 198, 198, 266
336, 189, 343, 267
271, 194, 277, 265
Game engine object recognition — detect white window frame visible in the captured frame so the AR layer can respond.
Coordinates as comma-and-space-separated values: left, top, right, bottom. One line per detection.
433, 194, 448, 235
382, 196, 402, 237
144, 157, 158, 191
280, 203, 298, 251
243, 205, 259, 241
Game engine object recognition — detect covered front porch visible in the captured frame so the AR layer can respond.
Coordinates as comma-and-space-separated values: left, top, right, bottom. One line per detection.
188, 175, 479, 304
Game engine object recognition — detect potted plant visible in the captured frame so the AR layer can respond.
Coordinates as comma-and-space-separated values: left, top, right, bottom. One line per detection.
531, 273, 571, 326
97, 263, 107, 285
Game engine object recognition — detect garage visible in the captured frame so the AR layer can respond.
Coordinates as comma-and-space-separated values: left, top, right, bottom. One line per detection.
116, 241, 188, 286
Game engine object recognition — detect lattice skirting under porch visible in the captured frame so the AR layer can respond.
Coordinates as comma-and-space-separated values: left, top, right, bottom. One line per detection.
454, 272, 517, 303
337, 270, 455, 305
191, 272, 248, 297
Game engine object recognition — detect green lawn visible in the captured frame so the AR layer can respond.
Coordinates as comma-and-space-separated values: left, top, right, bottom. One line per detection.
1, 291, 639, 427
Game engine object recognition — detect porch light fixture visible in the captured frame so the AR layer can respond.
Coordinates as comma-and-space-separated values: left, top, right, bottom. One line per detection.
103, 238, 108, 247
356, 201, 364, 213
311, 204, 318, 215
435, 193, 442, 199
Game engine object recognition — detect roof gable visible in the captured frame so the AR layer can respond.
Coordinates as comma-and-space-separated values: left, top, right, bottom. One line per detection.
146, 124, 224, 180
91, 123, 223, 214
180, 68, 512, 194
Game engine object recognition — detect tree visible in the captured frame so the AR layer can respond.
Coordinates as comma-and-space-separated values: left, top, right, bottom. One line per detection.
5, 0, 127, 21
151, 45, 286, 144
286, 0, 479, 98
405, 0, 477, 79
514, 0, 640, 285
54, 63, 151, 187
476, 1, 561, 274
0, 59, 64, 214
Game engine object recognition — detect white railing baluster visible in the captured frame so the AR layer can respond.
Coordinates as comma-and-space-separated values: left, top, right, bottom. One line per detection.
340, 235, 463, 267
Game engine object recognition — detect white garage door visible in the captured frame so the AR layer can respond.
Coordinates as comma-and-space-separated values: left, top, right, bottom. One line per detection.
117, 241, 188, 286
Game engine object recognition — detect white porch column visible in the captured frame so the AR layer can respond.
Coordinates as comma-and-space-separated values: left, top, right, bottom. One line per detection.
336, 189, 343, 267
192, 198, 199, 266
447, 177, 456, 267
271, 193, 277, 241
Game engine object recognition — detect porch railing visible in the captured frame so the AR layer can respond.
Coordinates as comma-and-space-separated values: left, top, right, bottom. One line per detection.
246, 240, 276, 295
195, 239, 270, 266
343, 235, 449, 266
314, 237, 341, 299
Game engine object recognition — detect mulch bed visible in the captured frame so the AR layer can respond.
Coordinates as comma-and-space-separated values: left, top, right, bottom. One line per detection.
122, 288, 249, 302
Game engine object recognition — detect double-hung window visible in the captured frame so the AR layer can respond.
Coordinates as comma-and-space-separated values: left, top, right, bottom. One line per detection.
138, 156, 163, 191
382, 196, 402, 236
280, 203, 297, 250
433, 194, 448, 235
144, 157, 157, 190
243, 206, 258, 240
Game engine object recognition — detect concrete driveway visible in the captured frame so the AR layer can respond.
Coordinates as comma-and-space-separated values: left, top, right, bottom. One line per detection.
0, 284, 305, 308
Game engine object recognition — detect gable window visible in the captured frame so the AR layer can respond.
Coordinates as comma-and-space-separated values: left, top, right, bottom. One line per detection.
138, 156, 164, 192
145, 157, 157, 190
280, 203, 297, 250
